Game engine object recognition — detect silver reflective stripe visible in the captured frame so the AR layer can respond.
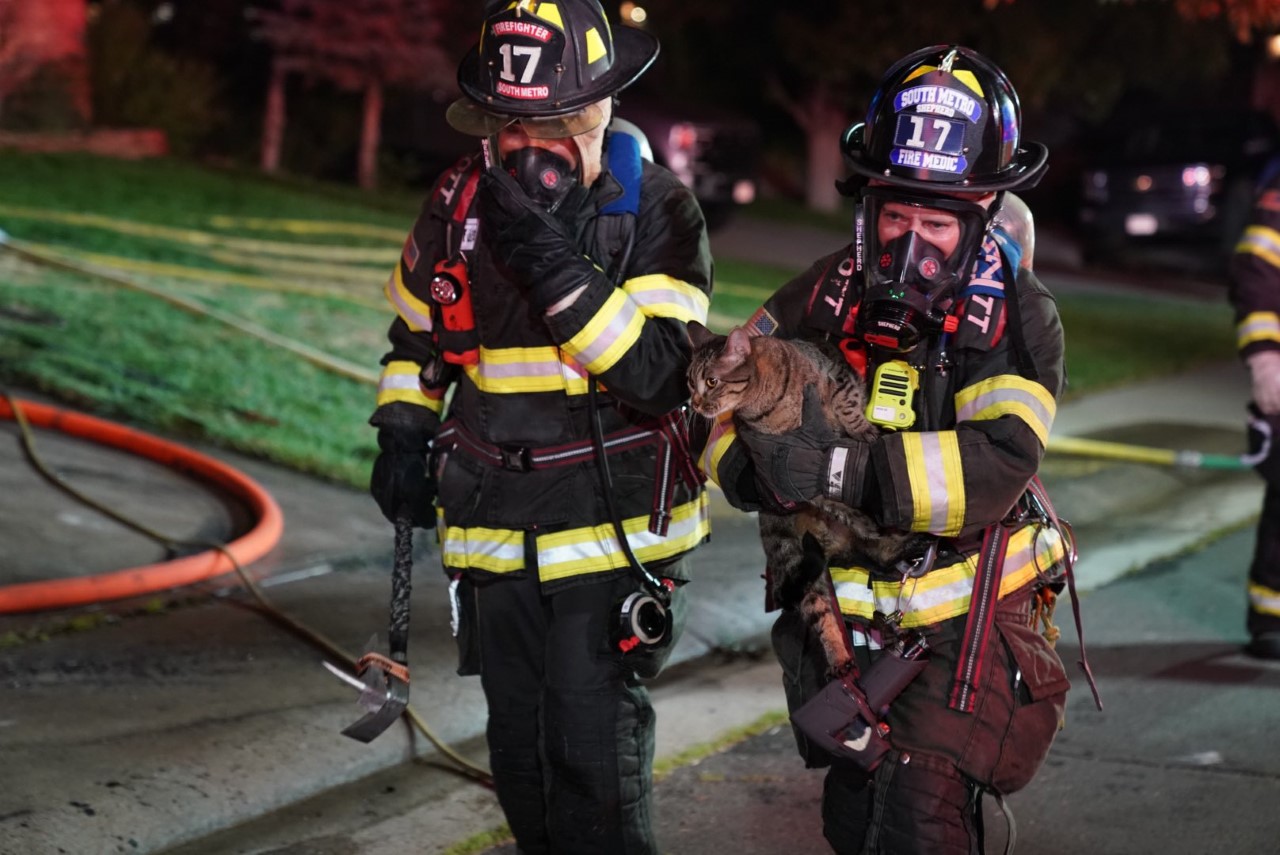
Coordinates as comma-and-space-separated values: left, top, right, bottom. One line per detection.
919, 433, 954, 533
827, 446, 849, 498
385, 268, 434, 332
1249, 581, 1280, 617
448, 576, 461, 637
1239, 311, 1280, 347
571, 294, 642, 369
956, 385, 1054, 433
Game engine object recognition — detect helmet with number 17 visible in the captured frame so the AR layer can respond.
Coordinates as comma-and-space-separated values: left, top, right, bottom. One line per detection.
446, 0, 658, 140
840, 44, 1047, 194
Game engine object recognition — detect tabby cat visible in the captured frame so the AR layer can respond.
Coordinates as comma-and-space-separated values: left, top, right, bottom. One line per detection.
686, 320, 917, 675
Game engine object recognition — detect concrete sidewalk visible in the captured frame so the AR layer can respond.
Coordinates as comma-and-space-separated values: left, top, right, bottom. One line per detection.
0, 353, 1268, 855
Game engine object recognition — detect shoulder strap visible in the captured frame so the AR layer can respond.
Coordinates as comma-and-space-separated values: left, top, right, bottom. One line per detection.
803, 253, 860, 337
601, 130, 643, 217
594, 130, 643, 286
434, 154, 483, 225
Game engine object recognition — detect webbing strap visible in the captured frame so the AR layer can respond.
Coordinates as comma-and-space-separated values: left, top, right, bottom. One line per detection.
949, 522, 1010, 712
438, 418, 659, 471
600, 131, 643, 216
449, 169, 481, 224
1027, 475, 1103, 711
437, 414, 702, 537
971, 785, 1019, 855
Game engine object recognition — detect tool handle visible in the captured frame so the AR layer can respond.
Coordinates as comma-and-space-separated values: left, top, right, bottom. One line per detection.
389, 515, 414, 664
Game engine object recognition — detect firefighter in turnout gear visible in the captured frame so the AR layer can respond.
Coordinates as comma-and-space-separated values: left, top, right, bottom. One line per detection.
1230, 156, 1280, 661
367, 2, 712, 852
694, 46, 1089, 854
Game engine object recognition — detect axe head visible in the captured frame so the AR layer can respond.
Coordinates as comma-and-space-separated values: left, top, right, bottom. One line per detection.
325, 640, 411, 743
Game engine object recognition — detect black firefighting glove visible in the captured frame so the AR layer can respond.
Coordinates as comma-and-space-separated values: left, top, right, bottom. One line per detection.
737, 386, 874, 509
478, 166, 599, 314
369, 426, 437, 529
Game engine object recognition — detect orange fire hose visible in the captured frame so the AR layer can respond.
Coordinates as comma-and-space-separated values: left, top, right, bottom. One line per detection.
0, 394, 493, 784
0, 397, 283, 614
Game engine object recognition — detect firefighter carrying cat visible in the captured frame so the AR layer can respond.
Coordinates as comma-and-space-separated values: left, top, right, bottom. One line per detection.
692, 45, 1099, 854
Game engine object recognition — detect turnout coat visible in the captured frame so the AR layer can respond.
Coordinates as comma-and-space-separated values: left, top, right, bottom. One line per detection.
372, 146, 713, 591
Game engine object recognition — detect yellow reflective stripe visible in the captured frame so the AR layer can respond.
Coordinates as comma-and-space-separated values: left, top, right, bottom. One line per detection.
439, 524, 525, 574
700, 413, 737, 487
622, 274, 710, 324
562, 289, 644, 373
376, 361, 442, 412
1248, 581, 1280, 617
461, 345, 590, 395
830, 524, 1064, 626
1238, 311, 1280, 348
384, 265, 433, 333
441, 495, 709, 578
954, 374, 1056, 447
535, 493, 709, 581
1237, 225, 1280, 269
902, 65, 982, 98
901, 432, 965, 536
531, 1, 563, 30
584, 27, 606, 63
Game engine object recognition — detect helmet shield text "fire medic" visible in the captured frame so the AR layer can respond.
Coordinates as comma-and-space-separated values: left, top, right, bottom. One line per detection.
839, 45, 1047, 195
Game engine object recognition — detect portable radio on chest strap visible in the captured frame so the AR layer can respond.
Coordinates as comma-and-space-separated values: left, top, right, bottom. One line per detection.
430, 256, 478, 366
425, 160, 483, 365
803, 250, 933, 434
866, 359, 920, 430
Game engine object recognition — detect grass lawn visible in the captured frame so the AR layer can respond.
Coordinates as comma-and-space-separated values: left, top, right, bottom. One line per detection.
0, 152, 1237, 488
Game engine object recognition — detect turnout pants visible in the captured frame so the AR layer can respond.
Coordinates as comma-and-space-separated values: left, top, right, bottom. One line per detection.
464, 559, 686, 855
1247, 483, 1280, 637
772, 590, 1069, 855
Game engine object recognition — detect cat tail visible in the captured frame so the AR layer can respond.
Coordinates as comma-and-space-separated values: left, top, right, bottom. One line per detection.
762, 519, 827, 610
796, 532, 852, 676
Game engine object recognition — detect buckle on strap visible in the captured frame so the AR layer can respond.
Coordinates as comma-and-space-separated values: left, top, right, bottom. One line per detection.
499, 445, 531, 472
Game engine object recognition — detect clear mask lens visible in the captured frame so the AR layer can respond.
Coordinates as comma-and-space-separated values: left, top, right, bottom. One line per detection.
446, 99, 604, 139
856, 189, 989, 351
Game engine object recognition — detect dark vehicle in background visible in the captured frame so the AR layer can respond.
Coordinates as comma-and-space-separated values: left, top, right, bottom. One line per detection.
614, 96, 760, 230
1077, 106, 1280, 266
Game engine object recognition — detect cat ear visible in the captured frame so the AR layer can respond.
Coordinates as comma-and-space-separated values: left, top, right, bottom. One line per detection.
725, 326, 753, 361
686, 320, 712, 349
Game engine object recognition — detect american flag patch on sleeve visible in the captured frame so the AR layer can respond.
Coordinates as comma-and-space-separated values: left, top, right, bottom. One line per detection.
402, 232, 420, 272
747, 307, 779, 337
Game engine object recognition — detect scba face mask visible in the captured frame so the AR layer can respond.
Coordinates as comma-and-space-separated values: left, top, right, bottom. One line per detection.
498, 142, 585, 215
855, 188, 990, 352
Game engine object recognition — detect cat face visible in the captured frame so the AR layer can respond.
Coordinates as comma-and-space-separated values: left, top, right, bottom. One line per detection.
686, 321, 752, 418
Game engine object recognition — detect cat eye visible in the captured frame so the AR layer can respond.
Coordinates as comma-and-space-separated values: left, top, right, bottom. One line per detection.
705, 377, 718, 388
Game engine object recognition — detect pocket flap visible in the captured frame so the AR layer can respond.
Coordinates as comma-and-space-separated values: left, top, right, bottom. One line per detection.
998, 618, 1071, 701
